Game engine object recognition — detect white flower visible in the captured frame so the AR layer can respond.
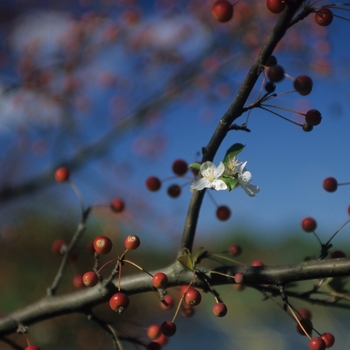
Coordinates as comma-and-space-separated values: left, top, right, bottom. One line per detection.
191, 161, 227, 191
238, 162, 259, 197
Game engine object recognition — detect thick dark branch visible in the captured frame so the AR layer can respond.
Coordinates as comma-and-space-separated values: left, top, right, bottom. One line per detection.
180, 0, 304, 252
1, 257, 349, 338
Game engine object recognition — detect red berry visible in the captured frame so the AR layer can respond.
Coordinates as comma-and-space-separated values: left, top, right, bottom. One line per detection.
54, 167, 70, 182
82, 271, 98, 287
146, 176, 161, 191
167, 184, 181, 198
160, 295, 174, 310
26, 347, 40, 350
297, 319, 313, 337
73, 274, 84, 288
228, 244, 242, 256
212, 302, 228, 317
266, 55, 278, 66
147, 342, 162, 350
153, 333, 168, 346
331, 250, 346, 258
216, 205, 231, 221
321, 332, 335, 348
309, 337, 326, 350
267, 64, 285, 82
179, 285, 189, 297
181, 305, 195, 317
251, 260, 264, 267
110, 198, 125, 213
172, 159, 188, 176
160, 321, 176, 337
301, 217, 317, 232
124, 234, 140, 250
303, 123, 313, 132
184, 287, 202, 306
211, 0, 234, 23
323, 177, 338, 192
266, 0, 286, 13
93, 235, 113, 255
315, 8, 333, 26
51, 239, 67, 255
305, 109, 322, 126
152, 272, 168, 289
298, 308, 312, 321
147, 324, 162, 340
234, 272, 245, 284
109, 292, 130, 313
294, 75, 313, 96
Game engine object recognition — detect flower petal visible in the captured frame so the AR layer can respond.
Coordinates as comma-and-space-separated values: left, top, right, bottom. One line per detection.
191, 178, 210, 190
200, 161, 215, 176
238, 170, 252, 185
214, 162, 225, 177
242, 184, 260, 197
212, 179, 228, 191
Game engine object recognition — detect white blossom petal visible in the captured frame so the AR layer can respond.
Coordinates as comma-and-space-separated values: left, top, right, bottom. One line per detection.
238, 162, 259, 197
212, 179, 228, 191
191, 178, 210, 190
214, 162, 225, 177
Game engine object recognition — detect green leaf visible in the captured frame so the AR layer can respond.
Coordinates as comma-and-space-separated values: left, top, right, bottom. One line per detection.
177, 248, 194, 271
192, 247, 206, 266
223, 143, 245, 165
188, 162, 201, 171
221, 177, 238, 191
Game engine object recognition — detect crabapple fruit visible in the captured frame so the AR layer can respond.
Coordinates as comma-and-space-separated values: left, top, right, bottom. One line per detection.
54, 167, 70, 182
82, 271, 98, 287
301, 217, 317, 232
184, 287, 202, 306
303, 123, 313, 132
305, 109, 322, 126
147, 342, 161, 350
229, 244, 242, 256
234, 272, 245, 284
172, 159, 188, 176
181, 305, 195, 317
251, 260, 264, 267
152, 272, 168, 289
216, 205, 231, 221
146, 176, 161, 191
160, 321, 177, 337
160, 295, 174, 310
93, 235, 113, 255
25, 347, 40, 350
266, 0, 286, 14
211, 0, 234, 23
147, 324, 162, 340
111, 198, 125, 213
321, 332, 335, 348
109, 292, 130, 313
331, 250, 346, 258
323, 177, 337, 192
73, 274, 84, 288
309, 337, 326, 350
167, 184, 181, 198
296, 319, 313, 337
315, 8, 333, 26
51, 239, 67, 255
294, 75, 313, 96
124, 234, 140, 250
212, 302, 228, 317
267, 64, 285, 82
